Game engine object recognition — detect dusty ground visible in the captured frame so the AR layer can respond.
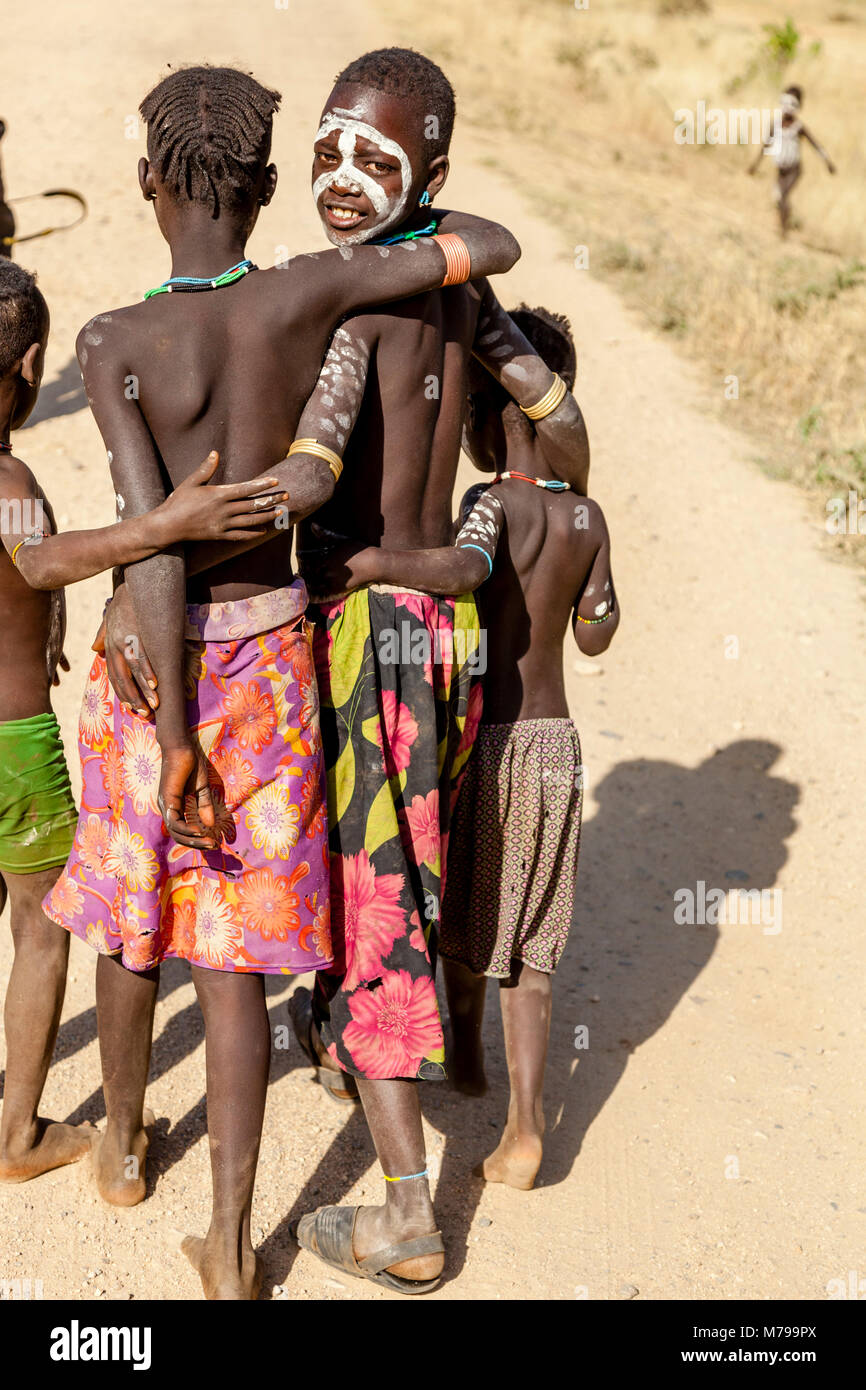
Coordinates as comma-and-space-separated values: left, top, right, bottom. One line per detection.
1, 0, 864, 1302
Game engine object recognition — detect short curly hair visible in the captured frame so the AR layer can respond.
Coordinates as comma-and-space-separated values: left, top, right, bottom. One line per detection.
0, 260, 48, 377
333, 48, 456, 157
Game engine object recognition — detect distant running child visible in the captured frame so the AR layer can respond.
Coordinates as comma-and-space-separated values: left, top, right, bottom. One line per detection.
0, 258, 282, 1183
312, 305, 618, 1193
749, 86, 836, 236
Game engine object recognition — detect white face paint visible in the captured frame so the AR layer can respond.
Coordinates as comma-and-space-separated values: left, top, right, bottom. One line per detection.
312, 106, 413, 246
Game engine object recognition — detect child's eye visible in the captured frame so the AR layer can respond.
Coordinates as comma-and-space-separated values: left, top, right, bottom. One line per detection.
365, 161, 392, 175
316, 151, 338, 165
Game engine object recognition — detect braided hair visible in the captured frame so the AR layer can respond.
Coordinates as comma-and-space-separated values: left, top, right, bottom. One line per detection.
140, 66, 281, 216
333, 48, 455, 157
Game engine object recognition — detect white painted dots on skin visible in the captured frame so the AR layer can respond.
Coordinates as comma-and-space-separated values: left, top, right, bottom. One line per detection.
456, 494, 505, 569
502, 363, 529, 384
297, 327, 371, 459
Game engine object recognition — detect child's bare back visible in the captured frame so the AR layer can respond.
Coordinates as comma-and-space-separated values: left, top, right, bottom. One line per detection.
474, 480, 610, 723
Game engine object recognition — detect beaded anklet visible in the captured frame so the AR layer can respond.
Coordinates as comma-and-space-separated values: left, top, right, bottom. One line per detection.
383, 1168, 429, 1183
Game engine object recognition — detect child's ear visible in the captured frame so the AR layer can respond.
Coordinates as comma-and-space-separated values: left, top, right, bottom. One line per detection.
138, 158, 156, 202
260, 163, 278, 207
20, 341, 43, 389
425, 155, 449, 202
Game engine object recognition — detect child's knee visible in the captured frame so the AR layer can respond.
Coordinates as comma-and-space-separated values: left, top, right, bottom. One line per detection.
6, 877, 69, 956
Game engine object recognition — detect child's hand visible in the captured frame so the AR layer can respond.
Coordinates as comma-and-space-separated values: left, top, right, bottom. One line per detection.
51, 652, 70, 687
157, 451, 290, 544
157, 737, 220, 852
299, 527, 375, 594
102, 584, 157, 718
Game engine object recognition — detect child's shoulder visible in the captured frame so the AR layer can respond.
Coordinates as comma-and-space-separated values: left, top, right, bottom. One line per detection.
0, 449, 39, 495
75, 304, 142, 363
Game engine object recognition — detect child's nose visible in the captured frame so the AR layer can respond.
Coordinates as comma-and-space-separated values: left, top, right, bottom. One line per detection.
331, 173, 363, 197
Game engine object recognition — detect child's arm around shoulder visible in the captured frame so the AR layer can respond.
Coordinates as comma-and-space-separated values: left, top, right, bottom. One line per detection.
572, 497, 619, 658
471, 283, 589, 493
304, 483, 505, 598
288, 211, 520, 326
1, 446, 288, 591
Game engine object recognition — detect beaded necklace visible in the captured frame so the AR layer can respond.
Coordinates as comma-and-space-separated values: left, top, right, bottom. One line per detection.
0, 441, 12, 453
492, 470, 569, 492
144, 258, 257, 300
370, 215, 438, 247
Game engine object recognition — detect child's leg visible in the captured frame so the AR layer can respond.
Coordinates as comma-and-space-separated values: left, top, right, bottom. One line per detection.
478, 960, 552, 1191
442, 956, 488, 1095
348, 1078, 445, 1283
92, 951, 159, 1205
778, 166, 801, 234
180, 967, 270, 1300
0, 866, 95, 1179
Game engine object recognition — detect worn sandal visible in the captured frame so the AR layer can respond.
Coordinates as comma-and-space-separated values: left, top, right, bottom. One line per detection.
294, 1204, 444, 1294
288, 988, 359, 1103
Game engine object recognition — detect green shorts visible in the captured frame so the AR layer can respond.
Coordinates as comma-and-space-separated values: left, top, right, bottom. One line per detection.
0, 712, 78, 876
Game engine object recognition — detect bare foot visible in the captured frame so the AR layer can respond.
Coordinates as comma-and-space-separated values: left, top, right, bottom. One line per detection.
179, 1232, 263, 1300
474, 1130, 543, 1191
0, 1119, 96, 1182
350, 1203, 444, 1283
91, 1108, 155, 1207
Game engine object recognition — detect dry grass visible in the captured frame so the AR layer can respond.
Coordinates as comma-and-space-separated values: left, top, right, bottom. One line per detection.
378, 0, 866, 521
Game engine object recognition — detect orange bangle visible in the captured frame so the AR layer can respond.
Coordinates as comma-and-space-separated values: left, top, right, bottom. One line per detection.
433, 233, 472, 287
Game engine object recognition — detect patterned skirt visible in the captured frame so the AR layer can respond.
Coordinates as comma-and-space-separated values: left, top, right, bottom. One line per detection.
440, 718, 582, 977
309, 584, 483, 1081
43, 581, 332, 975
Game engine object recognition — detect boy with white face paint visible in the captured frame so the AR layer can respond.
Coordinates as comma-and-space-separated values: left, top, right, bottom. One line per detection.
286, 49, 591, 1294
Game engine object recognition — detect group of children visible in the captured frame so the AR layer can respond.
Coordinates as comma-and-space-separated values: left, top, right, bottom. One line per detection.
0, 49, 617, 1299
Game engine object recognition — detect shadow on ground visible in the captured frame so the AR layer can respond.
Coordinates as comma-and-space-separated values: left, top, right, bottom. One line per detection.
255, 738, 799, 1293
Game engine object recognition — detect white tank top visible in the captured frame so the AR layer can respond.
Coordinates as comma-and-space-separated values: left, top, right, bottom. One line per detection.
768, 118, 801, 169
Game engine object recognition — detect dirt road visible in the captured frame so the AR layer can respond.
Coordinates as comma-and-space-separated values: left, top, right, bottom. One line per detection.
1, 0, 863, 1302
